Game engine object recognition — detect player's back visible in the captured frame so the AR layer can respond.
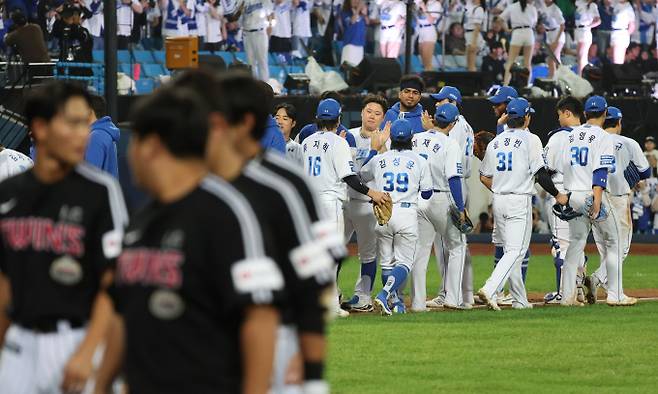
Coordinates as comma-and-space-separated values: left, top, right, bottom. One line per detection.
481, 129, 544, 194
413, 130, 462, 191
363, 149, 431, 204
449, 115, 474, 177
301, 131, 354, 201
607, 134, 649, 196
0, 148, 33, 182
544, 127, 572, 192
561, 124, 615, 192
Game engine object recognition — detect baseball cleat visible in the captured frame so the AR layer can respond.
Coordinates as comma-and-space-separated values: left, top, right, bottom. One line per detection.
374, 291, 392, 316
335, 306, 350, 318
498, 294, 514, 306
341, 295, 374, 312
583, 275, 600, 305
512, 302, 533, 310
444, 303, 471, 310
392, 300, 406, 314
544, 291, 562, 304
425, 297, 444, 309
477, 288, 501, 311
606, 296, 637, 307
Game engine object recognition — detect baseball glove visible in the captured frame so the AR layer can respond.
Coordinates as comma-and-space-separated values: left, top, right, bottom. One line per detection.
623, 161, 641, 189
583, 195, 608, 222
473, 131, 496, 161
552, 203, 582, 221
449, 206, 474, 233
373, 198, 393, 226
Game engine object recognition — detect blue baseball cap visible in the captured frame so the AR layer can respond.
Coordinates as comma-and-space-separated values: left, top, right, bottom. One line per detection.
488, 86, 518, 105
430, 86, 462, 104
390, 119, 413, 141
316, 98, 341, 120
606, 106, 622, 120
434, 103, 460, 124
506, 98, 535, 119
584, 95, 608, 113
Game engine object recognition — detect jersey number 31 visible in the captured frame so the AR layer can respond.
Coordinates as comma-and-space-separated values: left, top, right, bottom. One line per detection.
496, 152, 513, 171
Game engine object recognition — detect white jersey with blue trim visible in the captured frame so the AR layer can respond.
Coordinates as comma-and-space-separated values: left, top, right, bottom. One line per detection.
544, 127, 572, 193
480, 128, 545, 194
360, 149, 432, 204
0, 148, 33, 182
449, 115, 474, 178
241, 0, 273, 30
348, 127, 375, 201
285, 139, 303, 166
412, 130, 463, 191
301, 131, 355, 201
556, 124, 615, 192
607, 134, 650, 196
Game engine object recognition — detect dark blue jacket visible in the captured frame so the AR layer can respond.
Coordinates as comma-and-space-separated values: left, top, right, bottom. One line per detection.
85, 116, 120, 178
260, 115, 286, 154
297, 123, 356, 147
383, 102, 425, 133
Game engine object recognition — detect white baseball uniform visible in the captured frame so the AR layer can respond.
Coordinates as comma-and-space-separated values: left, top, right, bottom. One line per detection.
479, 128, 545, 308
360, 149, 432, 272
344, 128, 378, 300
591, 134, 650, 285
547, 123, 627, 304
286, 139, 304, 166
241, 0, 273, 80
410, 130, 467, 309
0, 149, 33, 182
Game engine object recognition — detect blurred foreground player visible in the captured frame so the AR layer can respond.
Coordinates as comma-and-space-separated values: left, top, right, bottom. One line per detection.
0, 82, 127, 393
175, 70, 335, 393
95, 88, 284, 393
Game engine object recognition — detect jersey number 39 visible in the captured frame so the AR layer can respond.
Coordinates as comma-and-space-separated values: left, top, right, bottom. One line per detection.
383, 172, 409, 192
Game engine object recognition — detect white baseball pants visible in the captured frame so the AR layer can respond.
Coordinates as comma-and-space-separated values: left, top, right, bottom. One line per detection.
376, 204, 418, 272
591, 193, 632, 288
344, 200, 377, 298
244, 29, 270, 81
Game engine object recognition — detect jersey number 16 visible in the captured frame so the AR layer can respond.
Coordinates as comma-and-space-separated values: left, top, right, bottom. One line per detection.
308, 156, 321, 176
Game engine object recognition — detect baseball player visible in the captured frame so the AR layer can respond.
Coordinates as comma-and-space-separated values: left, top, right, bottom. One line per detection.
302, 98, 390, 317
488, 85, 532, 305
296, 92, 357, 148
361, 119, 433, 315
411, 103, 470, 311
241, 0, 274, 80
425, 85, 476, 308
543, 96, 587, 304
96, 87, 284, 393
0, 82, 127, 393
549, 96, 635, 306
584, 106, 651, 304
478, 98, 569, 310
0, 145, 33, 182
274, 103, 304, 166
383, 75, 426, 133
342, 94, 391, 313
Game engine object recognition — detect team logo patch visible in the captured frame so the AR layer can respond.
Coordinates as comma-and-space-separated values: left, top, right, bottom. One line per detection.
289, 241, 334, 279
231, 257, 284, 294
49, 256, 83, 285
149, 289, 185, 320
102, 230, 123, 259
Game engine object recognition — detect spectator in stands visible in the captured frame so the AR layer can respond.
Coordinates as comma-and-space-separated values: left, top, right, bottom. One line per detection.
378, 0, 405, 58
445, 21, 466, 55
587, 42, 602, 67
610, 0, 635, 65
291, 0, 311, 57
574, 0, 600, 75
416, 0, 441, 71
4, 8, 50, 63
484, 17, 509, 51
338, 0, 368, 66
383, 74, 425, 133
85, 95, 120, 178
645, 136, 658, 177
117, 0, 143, 49
624, 42, 641, 65
481, 41, 505, 88
204, 0, 226, 51
270, 0, 293, 62
464, 0, 485, 72
595, 0, 613, 57
83, 0, 104, 49
532, 207, 550, 233
540, 0, 565, 79
635, 0, 657, 47
640, 48, 658, 72
195, 0, 209, 47
162, 0, 193, 38
499, 0, 538, 86
145, 0, 164, 49
632, 179, 655, 232
52, 3, 93, 71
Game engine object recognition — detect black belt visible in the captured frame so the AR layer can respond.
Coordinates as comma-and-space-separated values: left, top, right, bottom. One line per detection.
18, 318, 85, 333
433, 189, 449, 193
465, 29, 474, 32
612, 28, 628, 31
576, 24, 588, 28
546, 27, 557, 31
245, 28, 264, 32
513, 25, 531, 30
419, 24, 433, 28
381, 25, 396, 30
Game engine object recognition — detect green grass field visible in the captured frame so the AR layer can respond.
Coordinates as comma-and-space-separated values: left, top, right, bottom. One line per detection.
328, 253, 658, 393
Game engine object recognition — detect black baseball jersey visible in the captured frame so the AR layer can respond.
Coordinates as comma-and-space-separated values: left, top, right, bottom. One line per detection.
232, 156, 334, 333
111, 175, 284, 394
0, 163, 127, 325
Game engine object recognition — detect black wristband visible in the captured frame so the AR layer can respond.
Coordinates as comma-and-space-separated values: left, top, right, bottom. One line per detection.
304, 361, 325, 381
343, 174, 370, 196
536, 167, 559, 197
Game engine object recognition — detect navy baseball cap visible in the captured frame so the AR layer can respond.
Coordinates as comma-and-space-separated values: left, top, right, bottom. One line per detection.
316, 98, 341, 120
488, 86, 518, 105
506, 98, 535, 119
390, 119, 413, 141
584, 95, 607, 113
434, 103, 460, 123
430, 86, 462, 104
606, 106, 622, 120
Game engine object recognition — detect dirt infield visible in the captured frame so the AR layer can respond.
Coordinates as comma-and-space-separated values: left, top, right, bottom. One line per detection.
347, 243, 657, 256
527, 289, 658, 302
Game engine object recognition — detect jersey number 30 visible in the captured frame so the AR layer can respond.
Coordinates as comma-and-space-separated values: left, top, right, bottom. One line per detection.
383, 172, 409, 192
570, 147, 589, 166
496, 152, 513, 171
308, 156, 321, 176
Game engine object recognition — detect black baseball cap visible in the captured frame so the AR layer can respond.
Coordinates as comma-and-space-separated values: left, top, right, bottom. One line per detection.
646, 136, 656, 143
